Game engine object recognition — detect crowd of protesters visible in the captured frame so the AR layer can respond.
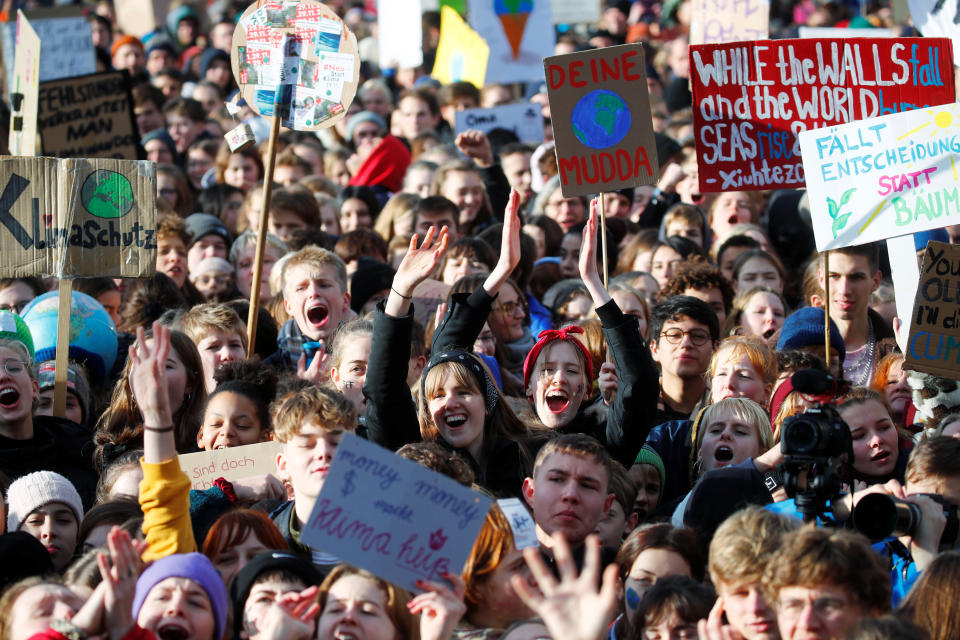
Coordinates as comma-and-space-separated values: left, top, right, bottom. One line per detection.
1, 1, 960, 640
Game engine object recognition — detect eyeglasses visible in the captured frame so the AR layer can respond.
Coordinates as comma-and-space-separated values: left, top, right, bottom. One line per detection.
496, 300, 526, 316
0, 301, 29, 314
0, 358, 27, 376
476, 332, 496, 343
777, 596, 848, 620
659, 328, 712, 346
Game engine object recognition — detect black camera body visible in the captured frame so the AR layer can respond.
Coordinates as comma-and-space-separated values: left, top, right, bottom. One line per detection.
781, 404, 851, 461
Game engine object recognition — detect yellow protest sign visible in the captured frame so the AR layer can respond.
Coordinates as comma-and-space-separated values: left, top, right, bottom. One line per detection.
431, 6, 489, 87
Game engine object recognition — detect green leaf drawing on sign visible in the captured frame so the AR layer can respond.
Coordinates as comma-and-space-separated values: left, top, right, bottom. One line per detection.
839, 188, 855, 208
827, 197, 838, 220
827, 188, 857, 238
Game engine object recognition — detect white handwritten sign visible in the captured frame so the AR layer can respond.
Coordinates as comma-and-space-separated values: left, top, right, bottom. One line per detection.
799, 100, 960, 251
910, 0, 960, 65
455, 103, 544, 144
1, 8, 95, 83
549, 0, 601, 24
690, 0, 769, 45
177, 441, 282, 491
303, 433, 492, 592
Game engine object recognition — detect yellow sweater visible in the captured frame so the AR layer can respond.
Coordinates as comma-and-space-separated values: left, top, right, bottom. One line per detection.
139, 458, 196, 562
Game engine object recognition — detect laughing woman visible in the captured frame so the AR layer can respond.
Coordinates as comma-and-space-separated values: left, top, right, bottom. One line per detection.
837, 388, 909, 486
364, 192, 545, 496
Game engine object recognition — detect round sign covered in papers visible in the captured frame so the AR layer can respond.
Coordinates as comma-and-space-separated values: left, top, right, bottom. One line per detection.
230, 0, 360, 131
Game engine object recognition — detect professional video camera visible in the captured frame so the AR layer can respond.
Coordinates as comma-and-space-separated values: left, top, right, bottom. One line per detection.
779, 368, 853, 522
853, 493, 960, 549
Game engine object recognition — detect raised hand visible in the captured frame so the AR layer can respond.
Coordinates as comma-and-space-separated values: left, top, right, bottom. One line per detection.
387, 226, 449, 317
100, 527, 141, 640
580, 198, 612, 306
455, 130, 494, 167
484, 188, 522, 296
511, 533, 618, 640
697, 598, 745, 640
232, 474, 286, 502
257, 586, 321, 640
407, 574, 467, 640
128, 322, 173, 428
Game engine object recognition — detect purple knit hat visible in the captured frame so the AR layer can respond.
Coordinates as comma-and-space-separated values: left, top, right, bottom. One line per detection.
132, 553, 228, 640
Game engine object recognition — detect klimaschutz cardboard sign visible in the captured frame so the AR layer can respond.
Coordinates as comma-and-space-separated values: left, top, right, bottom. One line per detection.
904, 241, 960, 377
0, 157, 156, 278
799, 101, 960, 251
303, 433, 492, 593
544, 43, 659, 198
38, 71, 141, 160
690, 38, 955, 192
178, 441, 282, 491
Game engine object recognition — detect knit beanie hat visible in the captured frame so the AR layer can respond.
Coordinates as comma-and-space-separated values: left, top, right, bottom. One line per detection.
141, 128, 177, 159
189, 257, 234, 282
776, 306, 846, 364
230, 551, 323, 639
111, 35, 144, 58
633, 445, 666, 487
422, 349, 500, 414
6, 471, 84, 532
185, 213, 231, 247
345, 110, 386, 144
522, 326, 595, 391
0, 310, 34, 361
350, 257, 394, 313
37, 361, 92, 425
133, 553, 228, 640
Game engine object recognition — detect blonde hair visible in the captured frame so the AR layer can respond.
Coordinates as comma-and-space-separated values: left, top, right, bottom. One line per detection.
329, 318, 373, 371
708, 506, 798, 588
695, 397, 774, 459
228, 230, 289, 267
176, 303, 248, 350
373, 192, 419, 243
272, 385, 356, 443
281, 246, 348, 295
662, 204, 703, 230
709, 335, 778, 388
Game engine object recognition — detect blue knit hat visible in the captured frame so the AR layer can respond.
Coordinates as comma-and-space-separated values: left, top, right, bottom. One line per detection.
913, 228, 950, 252
777, 306, 845, 364
133, 553, 228, 640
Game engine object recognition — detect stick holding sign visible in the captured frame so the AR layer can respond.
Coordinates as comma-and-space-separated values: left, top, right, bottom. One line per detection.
9, 11, 40, 157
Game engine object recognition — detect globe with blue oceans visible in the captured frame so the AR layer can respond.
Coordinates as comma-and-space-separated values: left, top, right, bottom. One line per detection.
571, 89, 631, 150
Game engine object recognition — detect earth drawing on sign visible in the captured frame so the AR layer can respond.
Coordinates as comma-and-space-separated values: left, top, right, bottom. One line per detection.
571, 89, 632, 149
81, 170, 135, 219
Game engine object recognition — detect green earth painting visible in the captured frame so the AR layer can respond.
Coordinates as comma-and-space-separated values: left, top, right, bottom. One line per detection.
571, 89, 632, 149
81, 170, 135, 219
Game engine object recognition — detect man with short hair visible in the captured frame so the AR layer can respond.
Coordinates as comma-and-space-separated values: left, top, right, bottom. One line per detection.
660, 263, 733, 331
763, 526, 889, 640
817, 244, 893, 385
164, 97, 208, 154
649, 295, 718, 423
412, 196, 460, 242
499, 143, 534, 206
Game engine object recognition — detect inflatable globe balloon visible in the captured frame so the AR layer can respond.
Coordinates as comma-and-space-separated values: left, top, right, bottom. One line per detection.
22, 290, 118, 385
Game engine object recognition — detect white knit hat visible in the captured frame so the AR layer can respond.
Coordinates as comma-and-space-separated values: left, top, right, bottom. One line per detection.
6, 471, 84, 532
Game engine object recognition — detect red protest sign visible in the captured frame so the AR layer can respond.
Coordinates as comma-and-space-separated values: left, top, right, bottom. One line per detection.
689, 38, 955, 192
543, 44, 659, 198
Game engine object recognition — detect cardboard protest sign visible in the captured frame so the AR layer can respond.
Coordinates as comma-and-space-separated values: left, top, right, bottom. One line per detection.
114, 0, 173, 39
377, 0, 423, 69
9, 11, 40, 157
544, 44, 659, 198
455, 103, 544, 144
690, 0, 769, 45
37, 72, 141, 160
0, 157, 156, 278
231, 0, 360, 130
303, 433, 492, 592
1, 7, 95, 83
910, 0, 960, 65
432, 6, 489, 87
468, 0, 555, 84
690, 38, 955, 192
799, 100, 960, 251
903, 241, 960, 377
178, 441, 282, 491
888, 233, 919, 341
550, 0, 602, 24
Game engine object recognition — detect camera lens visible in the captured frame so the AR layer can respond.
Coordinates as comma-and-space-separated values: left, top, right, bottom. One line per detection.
786, 418, 818, 454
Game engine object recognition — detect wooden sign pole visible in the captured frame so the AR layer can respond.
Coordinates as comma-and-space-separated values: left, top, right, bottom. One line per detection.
245, 113, 281, 357
599, 194, 609, 287
823, 250, 831, 370
52, 279, 72, 418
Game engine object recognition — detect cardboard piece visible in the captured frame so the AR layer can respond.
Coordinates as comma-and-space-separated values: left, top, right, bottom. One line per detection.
497, 498, 538, 549
377, 0, 423, 69
690, 0, 769, 45
549, 0, 602, 24
178, 441, 282, 491
114, 0, 173, 39
37, 71, 141, 160
303, 433, 492, 592
230, 0, 360, 131
799, 100, 960, 251
0, 157, 156, 278
9, 11, 40, 156
910, 0, 960, 65
903, 241, 960, 376
888, 233, 919, 345
468, 0, 555, 84
455, 103, 544, 144
544, 43, 659, 198
1, 7, 95, 84
689, 38, 955, 192
431, 6, 489, 87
